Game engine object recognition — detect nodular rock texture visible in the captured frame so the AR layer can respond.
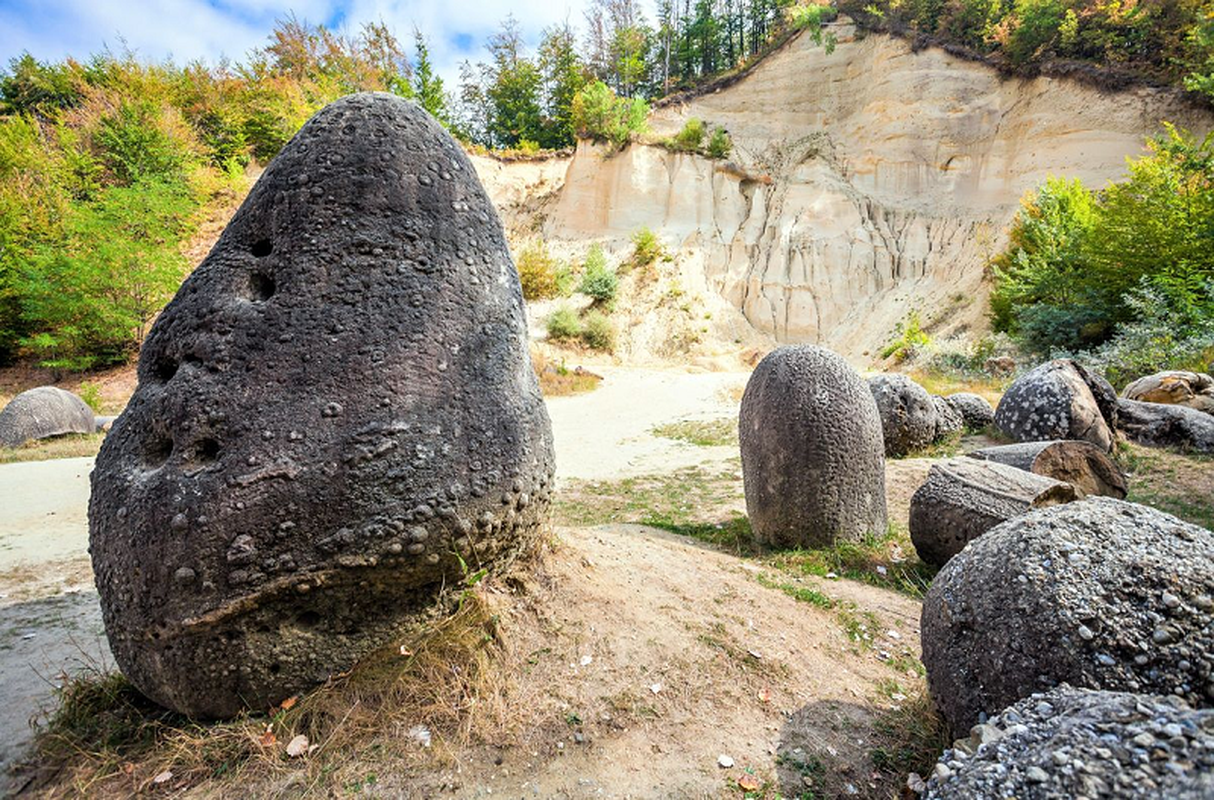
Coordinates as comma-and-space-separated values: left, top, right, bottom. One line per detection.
89, 93, 555, 718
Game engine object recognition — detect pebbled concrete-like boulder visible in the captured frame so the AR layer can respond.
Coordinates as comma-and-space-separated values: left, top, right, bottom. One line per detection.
946, 392, 994, 431
89, 93, 556, 718
868, 373, 937, 456
1117, 398, 1214, 454
921, 498, 1214, 733
931, 395, 964, 442
1122, 370, 1214, 415
925, 686, 1214, 799
0, 386, 96, 447
740, 345, 886, 549
994, 359, 1118, 451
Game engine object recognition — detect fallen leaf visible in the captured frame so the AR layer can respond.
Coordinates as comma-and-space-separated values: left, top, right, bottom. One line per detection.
758, 687, 772, 703
153, 770, 173, 784
737, 774, 760, 791
286, 734, 309, 758
122, 763, 135, 775
259, 728, 277, 747
279, 696, 297, 711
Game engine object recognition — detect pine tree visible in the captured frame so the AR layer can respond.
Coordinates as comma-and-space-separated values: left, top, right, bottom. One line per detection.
410, 29, 451, 127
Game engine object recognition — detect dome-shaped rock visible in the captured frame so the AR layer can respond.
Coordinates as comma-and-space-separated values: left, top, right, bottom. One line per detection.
931, 395, 964, 442
925, 687, 1214, 799
922, 498, 1214, 733
994, 359, 1117, 451
0, 386, 96, 447
89, 93, 555, 718
946, 392, 994, 431
740, 345, 886, 548
869, 373, 937, 456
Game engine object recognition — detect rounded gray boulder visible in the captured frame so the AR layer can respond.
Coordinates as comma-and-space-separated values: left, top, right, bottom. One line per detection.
922, 498, 1214, 733
0, 386, 96, 447
868, 373, 937, 456
994, 359, 1118, 451
926, 686, 1214, 799
740, 345, 886, 549
89, 94, 555, 718
946, 392, 994, 430
931, 395, 964, 442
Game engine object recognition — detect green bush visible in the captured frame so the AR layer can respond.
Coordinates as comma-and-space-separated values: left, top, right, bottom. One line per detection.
578, 245, 617, 304
671, 118, 705, 152
580, 311, 616, 351
570, 81, 648, 147
94, 101, 191, 185
707, 128, 732, 159
515, 238, 560, 300
77, 381, 103, 413
629, 226, 669, 270
546, 306, 582, 341
881, 310, 931, 361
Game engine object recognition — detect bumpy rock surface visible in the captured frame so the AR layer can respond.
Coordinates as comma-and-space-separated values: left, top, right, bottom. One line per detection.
909, 458, 1077, 567
994, 359, 1118, 451
1117, 398, 1214, 454
925, 686, 1214, 799
89, 94, 555, 718
868, 374, 937, 456
0, 386, 96, 447
740, 345, 886, 548
1122, 370, 1214, 415
922, 498, 1214, 733
968, 440, 1127, 499
946, 392, 994, 430
931, 395, 965, 442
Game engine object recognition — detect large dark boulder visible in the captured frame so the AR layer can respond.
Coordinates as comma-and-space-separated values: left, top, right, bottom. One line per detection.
946, 392, 994, 431
0, 386, 96, 447
931, 395, 964, 442
739, 345, 886, 548
868, 373, 937, 456
922, 498, 1214, 733
1116, 398, 1214, 454
925, 687, 1214, 799
89, 94, 555, 718
994, 359, 1117, 451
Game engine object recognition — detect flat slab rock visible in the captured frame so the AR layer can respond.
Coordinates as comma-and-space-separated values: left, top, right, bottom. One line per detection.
0, 386, 95, 448
89, 93, 555, 718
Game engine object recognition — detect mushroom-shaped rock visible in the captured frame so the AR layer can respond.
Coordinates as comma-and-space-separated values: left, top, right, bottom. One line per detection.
909, 458, 1077, 567
1116, 398, 1214, 454
869, 374, 937, 456
739, 345, 886, 548
921, 498, 1214, 733
0, 386, 96, 447
994, 359, 1117, 451
931, 395, 964, 442
88, 94, 555, 718
1122, 370, 1214, 415
945, 392, 994, 431
967, 440, 1127, 498
925, 687, 1214, 799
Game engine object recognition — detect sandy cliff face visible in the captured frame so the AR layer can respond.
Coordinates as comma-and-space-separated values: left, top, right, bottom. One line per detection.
525, 22, 1210, 358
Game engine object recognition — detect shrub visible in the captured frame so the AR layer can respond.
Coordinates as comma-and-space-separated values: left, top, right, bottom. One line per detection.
515, 238, 559, 300
93, 101, 192, 185
789, 4, 840, 53
570, 81, 648, 147
554, 263, 577, 297
578, 245, 617, 304
881, 310, 931, 361
580, 311, 616, 351
630, 226, 668, 270
77, 381, 103, 413
1089, 282, 1214, 388
671, 118, 705, 152
546, 306, 582, 341
707, 128, 732, 159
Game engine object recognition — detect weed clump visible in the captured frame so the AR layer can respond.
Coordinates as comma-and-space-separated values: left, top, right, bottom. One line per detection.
580, 311, 616, 352
516, 238, 560, 300
546, 306, 582, 341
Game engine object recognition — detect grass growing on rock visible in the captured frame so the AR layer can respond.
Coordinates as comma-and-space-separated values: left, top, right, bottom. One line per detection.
651, 418, 738, 447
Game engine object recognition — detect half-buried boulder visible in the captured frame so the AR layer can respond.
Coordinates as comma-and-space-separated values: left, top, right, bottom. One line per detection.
1116, 398, 1214, 454
925, 686, 1214, 799
0, 386, 97, 447
994, 359, 1117, 451
869, 374, 937, 456
89, 93, 556, 718
921, 498, 1214, 733
740, 345, 886, 548
909, 458, 1077, 567
1122, 370, 1214, 415
931, 395, 964, 442
946, 392, 994, 431
967, 440, 1127, 498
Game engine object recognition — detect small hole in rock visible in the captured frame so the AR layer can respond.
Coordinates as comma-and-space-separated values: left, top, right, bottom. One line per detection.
194, 438, 220, 463
249, 271, 276, 302
297, 610, 322, 628
153, 358, 178, 382
251, 239, 273, 258
269, 662, 282, 675
143, 434, 174, 468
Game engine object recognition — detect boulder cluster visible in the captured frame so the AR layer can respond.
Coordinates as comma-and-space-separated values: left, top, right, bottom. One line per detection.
867, 374, 994, 457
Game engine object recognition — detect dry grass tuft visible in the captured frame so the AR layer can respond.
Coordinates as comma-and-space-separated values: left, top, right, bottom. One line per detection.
907, 369, 1007, 408
0, 433, 106, 464
532, 353, 602, 397
23, 586, 521, 797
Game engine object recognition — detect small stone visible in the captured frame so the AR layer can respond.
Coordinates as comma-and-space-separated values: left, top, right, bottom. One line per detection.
1025, 766, 1048, 783
717, 754, 734, 769
1078, 624, 1094, 641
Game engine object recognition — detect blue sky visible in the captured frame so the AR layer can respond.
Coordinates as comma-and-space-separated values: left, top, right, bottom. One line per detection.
0, 0, 609, 87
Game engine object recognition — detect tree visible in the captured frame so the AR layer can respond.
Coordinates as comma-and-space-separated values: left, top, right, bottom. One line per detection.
410, 28, 452, 127
538, 23, 588, 148
484, 16, 545, 148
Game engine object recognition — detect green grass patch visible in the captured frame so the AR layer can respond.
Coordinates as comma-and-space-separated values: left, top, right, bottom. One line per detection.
768, 525, 937, 600
651, 418, 738, 447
